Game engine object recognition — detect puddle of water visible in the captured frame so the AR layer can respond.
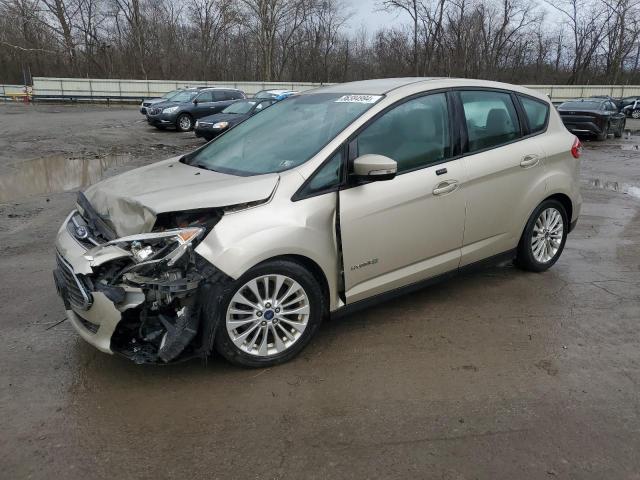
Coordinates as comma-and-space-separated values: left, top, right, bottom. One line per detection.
588, 178, 640, 200
620, 144, 640, 151
0, 154, 131, 203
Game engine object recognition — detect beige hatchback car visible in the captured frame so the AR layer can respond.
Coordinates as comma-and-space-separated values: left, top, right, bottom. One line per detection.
54, 78, 582, 367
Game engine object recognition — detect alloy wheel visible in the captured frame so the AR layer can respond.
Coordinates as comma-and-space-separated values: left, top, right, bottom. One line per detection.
531, 207, 564, 264
178, 115, 192, 130
225, 274, 311, 357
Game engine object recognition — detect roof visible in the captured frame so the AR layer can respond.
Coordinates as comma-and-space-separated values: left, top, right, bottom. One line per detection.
307, 78, 440, 95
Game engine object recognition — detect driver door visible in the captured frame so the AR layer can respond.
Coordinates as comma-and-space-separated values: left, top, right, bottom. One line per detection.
339, 92, 467, 303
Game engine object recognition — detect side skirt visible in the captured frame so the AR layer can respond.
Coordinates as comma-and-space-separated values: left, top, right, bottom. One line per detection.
330, 248, 517, 320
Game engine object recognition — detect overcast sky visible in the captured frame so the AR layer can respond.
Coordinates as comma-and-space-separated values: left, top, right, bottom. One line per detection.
345, 0, 409, 31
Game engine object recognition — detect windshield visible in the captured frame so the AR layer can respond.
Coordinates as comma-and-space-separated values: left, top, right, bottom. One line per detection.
223, 101, 257, 114
170, 91, 198, 103
162, 89, 180, 99
560, 101, 602, 110
187, 93, 382, 176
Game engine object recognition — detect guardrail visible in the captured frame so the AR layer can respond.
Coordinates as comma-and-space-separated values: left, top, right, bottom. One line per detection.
0, 84, 28, 101
29, 78, 326, 102
2, 78, 640, 103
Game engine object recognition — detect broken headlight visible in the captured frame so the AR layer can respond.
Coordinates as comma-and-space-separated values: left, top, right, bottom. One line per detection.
105, 227, 204, 267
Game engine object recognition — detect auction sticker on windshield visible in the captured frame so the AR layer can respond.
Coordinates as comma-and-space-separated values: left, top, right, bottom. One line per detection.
335, 95, 382, 104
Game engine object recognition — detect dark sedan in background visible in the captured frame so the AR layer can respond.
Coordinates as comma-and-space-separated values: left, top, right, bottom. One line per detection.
146, 87, 246, 131
194, 98, 276, 140
557, 98, 626, 140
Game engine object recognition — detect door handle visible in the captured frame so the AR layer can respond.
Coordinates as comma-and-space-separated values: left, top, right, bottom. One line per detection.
520, 154, 539, 168
433, 180, 459, 196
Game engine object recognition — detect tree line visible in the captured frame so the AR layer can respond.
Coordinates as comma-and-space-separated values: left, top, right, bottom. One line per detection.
1, 0, 640, 86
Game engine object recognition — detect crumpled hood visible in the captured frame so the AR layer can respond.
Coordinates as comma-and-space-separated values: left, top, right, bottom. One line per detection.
82, 157, 279, 237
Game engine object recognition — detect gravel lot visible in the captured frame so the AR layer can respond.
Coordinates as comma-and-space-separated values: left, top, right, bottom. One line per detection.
0, 103, 639, 479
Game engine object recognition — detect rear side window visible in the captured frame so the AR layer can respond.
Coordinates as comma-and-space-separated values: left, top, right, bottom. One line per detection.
460, 90, 520, 152
356, 93, 451, 173
230, 90, 245, 100
519, 96, 549, 133
212, 91, 227, 101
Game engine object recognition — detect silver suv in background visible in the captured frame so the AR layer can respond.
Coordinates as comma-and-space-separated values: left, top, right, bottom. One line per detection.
54, 78, 581, 368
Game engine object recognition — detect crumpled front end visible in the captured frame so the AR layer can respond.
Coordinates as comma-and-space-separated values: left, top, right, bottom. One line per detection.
53, 197, 229, 364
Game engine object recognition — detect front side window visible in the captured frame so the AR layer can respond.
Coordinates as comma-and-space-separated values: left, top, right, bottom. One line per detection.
519, 96, 549, 134
356, 93, 451, 173
186, 93, 381, 176
460, 90, 520, 152
196, 91, 214, 103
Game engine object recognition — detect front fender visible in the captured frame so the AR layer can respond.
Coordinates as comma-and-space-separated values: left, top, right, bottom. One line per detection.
195, 191, 341, 310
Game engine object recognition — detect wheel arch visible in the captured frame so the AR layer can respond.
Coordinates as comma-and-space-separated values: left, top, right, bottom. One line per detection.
545, 192, 573, 223
251, 254, 331, 317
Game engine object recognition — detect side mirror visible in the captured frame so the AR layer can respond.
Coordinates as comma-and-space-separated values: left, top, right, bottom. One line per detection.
352, 154, 397, 181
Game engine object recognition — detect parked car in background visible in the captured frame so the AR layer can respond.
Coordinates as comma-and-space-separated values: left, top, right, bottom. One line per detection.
254, 89, 297, 100
140, 87, 206, 115
54, 78, 581, 368
194, 98, 277, 141
146, 88, 246, 131
589, 95, 623, 110
622, 98, 640, 118
557, 98, 626, 140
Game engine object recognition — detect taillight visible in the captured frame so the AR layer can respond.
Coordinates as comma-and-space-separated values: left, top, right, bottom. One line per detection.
571, 137, 582, 159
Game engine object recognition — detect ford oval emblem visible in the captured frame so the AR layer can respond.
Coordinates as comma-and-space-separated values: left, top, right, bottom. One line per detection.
75, 226, 89, 239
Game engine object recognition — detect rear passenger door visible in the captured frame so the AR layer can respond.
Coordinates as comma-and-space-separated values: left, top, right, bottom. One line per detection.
457, 90, 547, 266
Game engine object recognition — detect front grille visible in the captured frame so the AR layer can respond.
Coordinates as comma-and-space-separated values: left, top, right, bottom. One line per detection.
56, 252, 93, 310
66, 211, 102, 249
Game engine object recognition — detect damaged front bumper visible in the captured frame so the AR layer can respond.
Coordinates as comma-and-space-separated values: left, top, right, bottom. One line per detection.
53, 208, 225, 364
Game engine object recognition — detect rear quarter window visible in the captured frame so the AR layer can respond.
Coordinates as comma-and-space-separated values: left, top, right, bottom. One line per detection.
519, 96, 549, 133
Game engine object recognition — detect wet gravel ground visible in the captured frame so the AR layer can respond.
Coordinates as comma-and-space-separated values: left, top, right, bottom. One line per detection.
0, 104, 639, 479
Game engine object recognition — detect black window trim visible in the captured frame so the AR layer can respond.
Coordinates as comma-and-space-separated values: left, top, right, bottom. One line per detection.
456, 87, 528, 156
293, 88, 461, 201
292, 87, 552, 202
515, 93, 551, 136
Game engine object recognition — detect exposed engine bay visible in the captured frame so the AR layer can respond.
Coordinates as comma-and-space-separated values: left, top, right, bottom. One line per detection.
54, 193, 231, 364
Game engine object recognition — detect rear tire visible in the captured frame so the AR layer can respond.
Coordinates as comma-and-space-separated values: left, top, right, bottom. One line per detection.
515, 199, 568, 273
213, 259, 325, 368
614, 119, 625, 138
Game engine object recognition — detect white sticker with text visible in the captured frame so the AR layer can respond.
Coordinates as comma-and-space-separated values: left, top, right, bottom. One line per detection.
335, 95, 382, 104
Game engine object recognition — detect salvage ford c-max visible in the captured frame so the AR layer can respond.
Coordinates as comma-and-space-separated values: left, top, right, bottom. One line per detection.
54, 78, 582, 367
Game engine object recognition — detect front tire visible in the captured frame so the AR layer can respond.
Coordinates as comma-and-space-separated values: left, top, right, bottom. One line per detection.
614, 119, 625, 138
632, 109, 640, 119
596, 122, 608, 141
213, 260, 325, 368
176, 113, 193, 132
515, 199, 568, 272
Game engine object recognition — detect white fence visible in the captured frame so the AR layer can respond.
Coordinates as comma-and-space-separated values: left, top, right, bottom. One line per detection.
3, 78, 640, 103
0, 84, 27, 99
30, 77, 326, 99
